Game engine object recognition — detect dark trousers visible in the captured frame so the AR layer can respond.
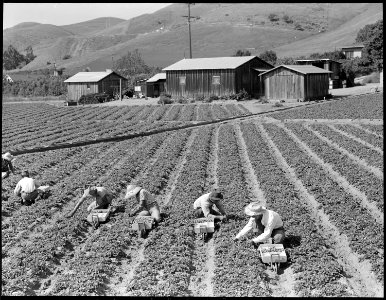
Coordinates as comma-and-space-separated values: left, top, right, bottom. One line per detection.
194, 208, 221, 218
21, 190, 39, 206
255, 217, 285, 244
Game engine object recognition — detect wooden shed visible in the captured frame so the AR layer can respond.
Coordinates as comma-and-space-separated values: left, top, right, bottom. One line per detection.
146, 73, 166, 97
296, 59, 342, 89
64, 70, 127, 101
162, 56, 273, 98
259, 65, 332, 101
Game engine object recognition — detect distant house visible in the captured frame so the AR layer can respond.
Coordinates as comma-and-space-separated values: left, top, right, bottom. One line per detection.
162, 56, 273, 98
296, 58, 342, 89
146, 73, 166, 97
64, 70, 127, 101
341, 45, 364, 59
259, 65, 332, 101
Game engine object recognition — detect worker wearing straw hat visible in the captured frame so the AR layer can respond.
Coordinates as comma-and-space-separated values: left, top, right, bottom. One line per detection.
193, 191, 227, 221
2, 152, 15, 179
125, 184, 161, 223
233, 202, 285, 245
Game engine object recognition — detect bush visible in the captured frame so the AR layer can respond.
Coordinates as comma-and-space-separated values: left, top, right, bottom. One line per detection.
235, 89, 251, 101
294, 23, 304, 31
268, 14, 279, 22
176, 96, 188, 104
209, 94, 219, 101
273, 101, 284, 107
283, 15, 293, 24
62, 54, 71, 60
259, 96, 269, 104
158, 92, 173, 104
78, 92, 110, 105
194, 94, 205, 102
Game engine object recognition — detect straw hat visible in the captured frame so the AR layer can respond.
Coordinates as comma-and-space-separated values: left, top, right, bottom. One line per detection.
125, 184, 142, 199
244, 202, 266, 216
3, 152, 14, 161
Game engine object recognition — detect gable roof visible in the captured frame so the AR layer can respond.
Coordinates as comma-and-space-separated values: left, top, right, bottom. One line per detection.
259, 65, 332, 76
341, 45, 364, 49
163, 56, 270, 71
64, 71, 126, 83
146, 73, 166, 83
296, 58, 341, 64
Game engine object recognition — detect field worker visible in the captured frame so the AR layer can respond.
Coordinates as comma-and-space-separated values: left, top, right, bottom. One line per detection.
2, 152, 15, 179
233, 202, 285, 245
66, 186, 114, 218
125, 184, 162, 223
193, 191, 227, 221
14, 170, 41, 206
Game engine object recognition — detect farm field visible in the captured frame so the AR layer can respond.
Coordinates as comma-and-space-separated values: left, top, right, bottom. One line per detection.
1, 93, 383, 296
2, 102, 251, 152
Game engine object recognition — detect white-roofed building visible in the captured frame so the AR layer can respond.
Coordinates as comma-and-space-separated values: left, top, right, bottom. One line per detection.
146, 73, 166, 97
64, 69, 127, 101
259, 65, 332, 101
162, 56, 273, 98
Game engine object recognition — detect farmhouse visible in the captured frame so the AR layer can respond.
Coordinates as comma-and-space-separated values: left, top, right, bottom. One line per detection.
64, 69, 127, 101
259, 65, 331, 101
296, 58, 342, 89
146, 73, 166, 97
341, 45, 364, 59
162, 56, 273, 98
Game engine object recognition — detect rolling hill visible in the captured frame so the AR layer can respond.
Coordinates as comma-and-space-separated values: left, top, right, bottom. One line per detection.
3, 3, 383, 75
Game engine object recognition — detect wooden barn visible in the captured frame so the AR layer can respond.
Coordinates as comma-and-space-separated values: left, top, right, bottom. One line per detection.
296, 59, 342, 89
259, 65, 332, 101
64, 70, 127, 101
162, 56, 273, 98
146, 73, 166, 97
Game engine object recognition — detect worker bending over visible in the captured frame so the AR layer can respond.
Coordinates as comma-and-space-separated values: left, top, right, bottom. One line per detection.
14, 170, 41, 206
2, 152, 15, 179
67, 186, 114, 217
234, 202, 285, 245
193, 191, 227, 221
125, 185, 161, 223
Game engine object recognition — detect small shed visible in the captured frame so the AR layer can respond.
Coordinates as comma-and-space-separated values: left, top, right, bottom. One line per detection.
146, 73, 166, 97
259, 65, 332, 101
162, 56, 273, 98
296, 59, 342, 89
134, 78, 148, 98
64, 70, 127, 101
341, 45, 364, 59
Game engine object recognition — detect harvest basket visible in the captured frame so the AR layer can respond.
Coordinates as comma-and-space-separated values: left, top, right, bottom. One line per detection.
258, 243, 287, 273
38, 185, 50, 193
87, 208, 111, 228
131, 216, 154, 231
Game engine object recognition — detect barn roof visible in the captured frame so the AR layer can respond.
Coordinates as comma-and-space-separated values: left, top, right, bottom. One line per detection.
259, 65, 332, 76
163, 56, 265, 71
64, 71, 126, 83
146, 73, 166, 83
296, 58, 342, 64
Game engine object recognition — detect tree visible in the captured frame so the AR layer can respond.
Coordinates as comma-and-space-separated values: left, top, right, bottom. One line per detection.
357, 20, 383, 70
308, 50, 346, 61
113, 49, 151, 78
275, 57, 298, 66
259, 50, 277, 65
233, 49, 252, 56
3, 45, 25, 70
25, 46, 36, 64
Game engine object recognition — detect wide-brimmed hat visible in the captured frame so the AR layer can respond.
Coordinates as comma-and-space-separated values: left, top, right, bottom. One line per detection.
209, 191, 223, 202
3, 152, 14, 161
125, 184, 142, 199
244, 202, 266, 216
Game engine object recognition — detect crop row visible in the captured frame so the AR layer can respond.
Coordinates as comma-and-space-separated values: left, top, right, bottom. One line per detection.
240, 121, 350, 296
268, 93, 383, 120
334, 124, 383, 150
262, 122, 384, 282
360, 124, 383, 137
1, 134, 168, 295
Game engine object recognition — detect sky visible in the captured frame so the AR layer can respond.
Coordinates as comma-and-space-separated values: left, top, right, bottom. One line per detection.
3, 3, 172, 29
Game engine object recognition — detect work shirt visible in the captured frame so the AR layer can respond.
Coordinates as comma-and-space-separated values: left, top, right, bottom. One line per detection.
193, 193, 226, 217
14, 177, 40, 195
137, 188, 157, 209
235, 209, 284, 243
82, 187, 112, 207
2, 158, 14, 173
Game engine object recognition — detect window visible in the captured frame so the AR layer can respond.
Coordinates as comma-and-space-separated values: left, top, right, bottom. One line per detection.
86, 83, 90, 89
212, 76, 220, 85
179, 76, 186, 85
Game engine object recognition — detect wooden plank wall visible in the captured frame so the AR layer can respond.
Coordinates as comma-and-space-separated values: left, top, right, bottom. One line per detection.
263, 68, 304, 100
67, 82, 98, 101
304, 73, 329, 100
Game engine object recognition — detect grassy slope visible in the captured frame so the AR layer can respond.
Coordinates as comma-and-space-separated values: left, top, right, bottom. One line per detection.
4, 3, 383, 74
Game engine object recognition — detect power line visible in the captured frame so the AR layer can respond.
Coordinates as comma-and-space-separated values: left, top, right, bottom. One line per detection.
182, 3, 199, 58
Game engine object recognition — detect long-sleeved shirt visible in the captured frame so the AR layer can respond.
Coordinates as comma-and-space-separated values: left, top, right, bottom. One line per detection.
14, 177, 40, 195
235, 209, 283, 243
193, 193, 226, 217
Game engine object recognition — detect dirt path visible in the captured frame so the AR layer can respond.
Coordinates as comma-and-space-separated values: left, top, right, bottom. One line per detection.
188, 125, 219, 297
328, 124, 383, 155
304, 124, 383, 180
352, 124, 383, 139
259, 122, 383, 297
276, 122, 383, 226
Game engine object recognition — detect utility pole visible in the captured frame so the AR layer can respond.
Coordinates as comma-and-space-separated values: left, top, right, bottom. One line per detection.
182, 3, 199, 58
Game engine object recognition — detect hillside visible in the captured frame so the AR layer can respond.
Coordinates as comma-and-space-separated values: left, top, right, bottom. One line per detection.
3, 3, 383, 75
